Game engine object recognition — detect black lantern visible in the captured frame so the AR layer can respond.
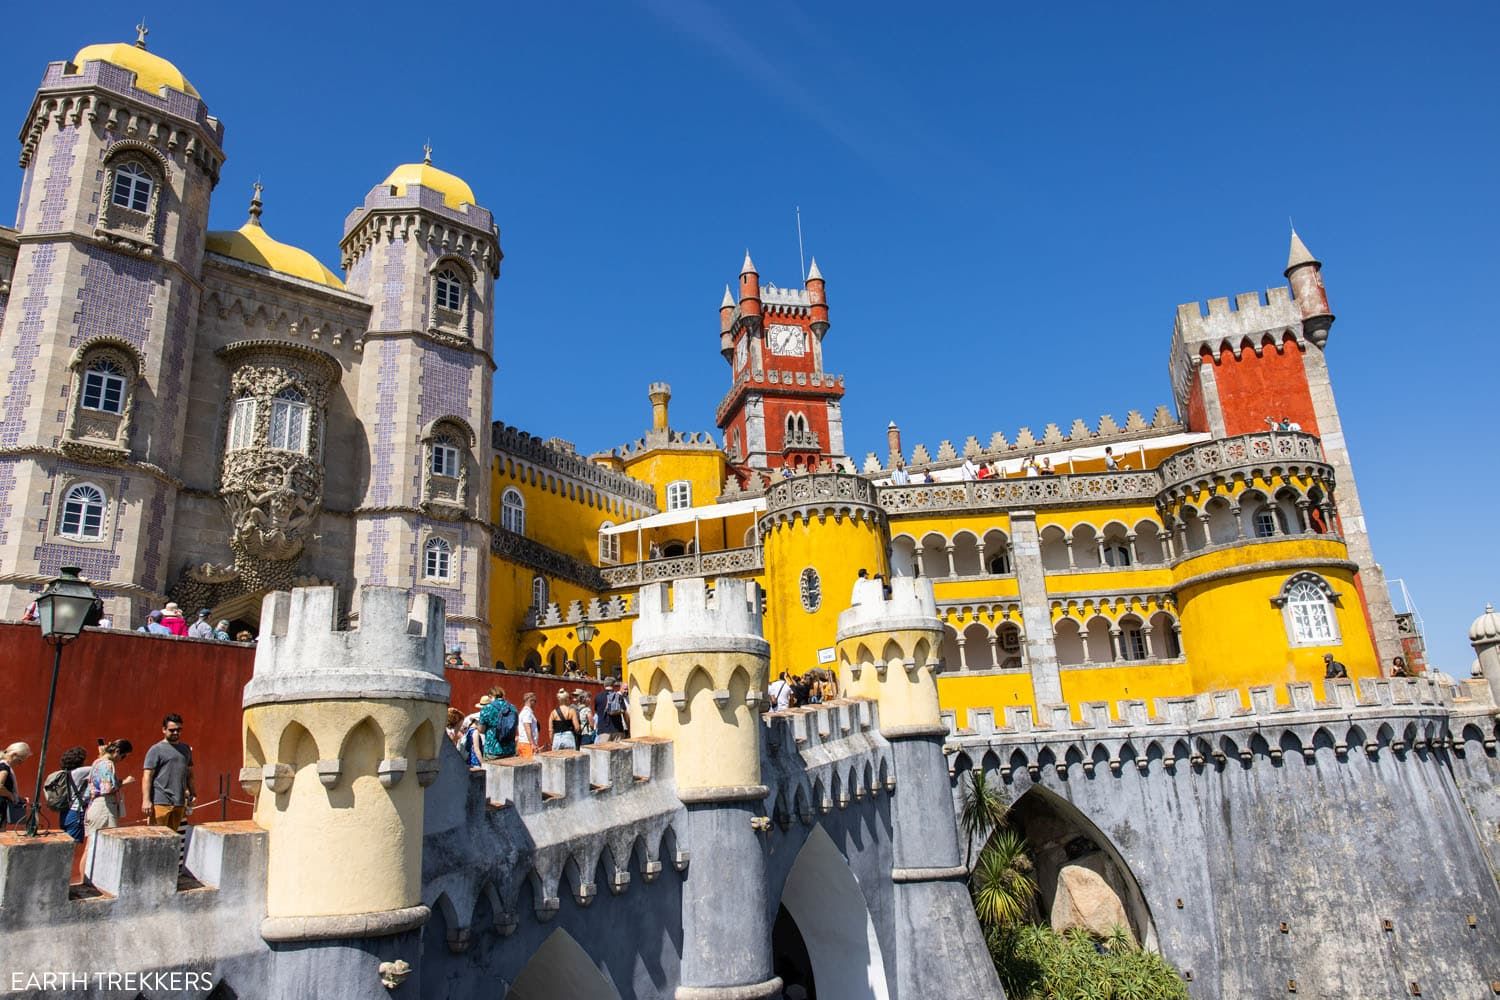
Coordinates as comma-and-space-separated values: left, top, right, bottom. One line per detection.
576, 618, 598, 678
26, 567, 97, 836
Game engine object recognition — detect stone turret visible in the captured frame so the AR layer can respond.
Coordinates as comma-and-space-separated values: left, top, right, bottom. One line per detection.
241, 585, 449, 998
835, 577, 1003, 997
1470, 603, 1500, 704
627, 576, 781, 999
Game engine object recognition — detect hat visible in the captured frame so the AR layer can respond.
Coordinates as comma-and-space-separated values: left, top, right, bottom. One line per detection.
448, 645, 462, 655
148, 610, 164, 621
475, 695, 493, 709
197, 608, 211, 617
163, 602, 182, 614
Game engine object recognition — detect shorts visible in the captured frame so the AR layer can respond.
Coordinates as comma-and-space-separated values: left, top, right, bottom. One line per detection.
151, 805, 186, 831
61, 808, 85, 842
551, 732, 577, 752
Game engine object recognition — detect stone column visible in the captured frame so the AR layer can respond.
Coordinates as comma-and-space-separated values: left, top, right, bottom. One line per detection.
627, 577, 780, 1000
1008, 510, 1062, 703
1230, 504, 1245, 539
944, 544, 957, 578
836, 578, 1003, 998
242, 586, 449, 1000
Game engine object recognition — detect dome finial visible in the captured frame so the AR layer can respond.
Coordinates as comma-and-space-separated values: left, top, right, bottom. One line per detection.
423, 140, 433, 166
134, 18, 149, 49
248, 179, 264, 227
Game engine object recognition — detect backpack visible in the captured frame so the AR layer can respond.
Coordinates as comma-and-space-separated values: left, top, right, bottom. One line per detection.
605, 690, 627, 717
42, 769, 75, 812
492, 701, 519, 744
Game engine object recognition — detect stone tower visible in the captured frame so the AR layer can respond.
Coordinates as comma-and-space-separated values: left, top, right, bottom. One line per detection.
342, 155, 500, 664
627, 576, 782, 999
240, 585, 449, 998
717, 253, 847, 472
836, 576, 1004, 998
0, 35, 224, 621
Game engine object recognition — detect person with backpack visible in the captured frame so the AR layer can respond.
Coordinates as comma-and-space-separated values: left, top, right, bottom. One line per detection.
477, 687, 518, 760
593, 677, 629, 743
83, 739, 134, 881
0, 742, 32, 830
44, 746, 91, 842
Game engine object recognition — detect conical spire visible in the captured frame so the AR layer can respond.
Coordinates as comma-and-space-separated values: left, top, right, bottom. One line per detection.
806, 256, 823, 281
247, 180, 264, 227
741, 250, 757, 275
720, 285, 735, 308
1287, 229, 1318, 271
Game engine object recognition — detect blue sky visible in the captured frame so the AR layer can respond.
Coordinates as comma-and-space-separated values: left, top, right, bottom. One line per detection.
5, 3, 1496, 671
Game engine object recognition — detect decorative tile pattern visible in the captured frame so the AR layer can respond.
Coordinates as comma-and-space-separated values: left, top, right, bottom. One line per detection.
368, 341, 400, 507
35, 540, 121, 580
381, 237, 407, 330
141, 481, 168, 593
0, 244, 56, 446
0, 459, 16, 545
418, 344, 473, 427
155, 283, 192, 464
73, 249, 156, 349
38, 126, 78, 230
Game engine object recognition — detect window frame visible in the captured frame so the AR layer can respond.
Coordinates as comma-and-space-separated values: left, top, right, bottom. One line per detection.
1278, 575, 1343, 647
58, 482, 107, 541
430, 436, 461, 479
424, 537, 453, 581
598, 522, 620, 563
228, 397, 258, 451
81, 358, 127, 414
268, 388, 310, 453
530, 575, 549, 613
666, 480, 692, 511
434, 267, 464, 312
1253, 509, 1277, 538
110, 161, 154, 213
501, 488, 526, 535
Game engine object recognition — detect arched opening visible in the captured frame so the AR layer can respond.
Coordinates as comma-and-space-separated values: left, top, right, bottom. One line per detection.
939, 624, 963, 673
1204, 496, 1237, 546
962, 622, 993, 670
1071, 524, 1101, 569
1054, 617, 1085, 667
918, 532, 949, 578
507, 927, 621, 999
1039, 525, 1070, 572
1083, 615, 1114, 664
1004, 786, 1160, 951
950, 531, 982, 577
982, 529, 1011, 575
889, 535, 918, 578
1179, 505, 1206, 552
774, 825, 891, 1000
1133, 519, 1165, 564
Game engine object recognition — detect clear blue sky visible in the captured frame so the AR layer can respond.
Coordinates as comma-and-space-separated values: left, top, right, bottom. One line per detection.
5, 3, 1496, 672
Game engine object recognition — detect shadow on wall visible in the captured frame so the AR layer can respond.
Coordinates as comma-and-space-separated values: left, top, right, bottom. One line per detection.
774, 824, 891, 1000
506, 927, 621, 1000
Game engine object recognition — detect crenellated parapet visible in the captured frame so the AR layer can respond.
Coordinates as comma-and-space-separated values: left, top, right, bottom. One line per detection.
836, 577, 946, 737
1168, 287, 1308, 415
943, 677, 1490, 781
760, 471, 884, 535
761, 698, 895, 828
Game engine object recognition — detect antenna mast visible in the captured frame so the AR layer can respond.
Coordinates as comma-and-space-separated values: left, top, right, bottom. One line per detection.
796, 206, 806, 281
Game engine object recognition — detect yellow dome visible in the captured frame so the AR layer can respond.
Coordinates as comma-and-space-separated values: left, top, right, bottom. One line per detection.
71, 43, 199, 98
206, 223, 344, 290
382, 162, 477, 210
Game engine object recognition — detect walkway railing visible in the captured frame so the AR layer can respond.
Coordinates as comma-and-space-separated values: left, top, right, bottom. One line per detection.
600, 545, 763, 588
878, 471, 1160, 514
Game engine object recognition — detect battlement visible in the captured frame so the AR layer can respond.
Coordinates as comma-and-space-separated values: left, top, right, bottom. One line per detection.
762, 698, 895, 823
610, 427, 721, 459
629, 577, 766, 659
836, 576, 940, 642
492, 420, 658, 509
1173, 287, 1300, 344
761, 284, 811, 307
244, 585, 450, 706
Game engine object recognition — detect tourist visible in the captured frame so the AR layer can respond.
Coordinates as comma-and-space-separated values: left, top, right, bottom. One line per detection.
1022, 457, 1038, 477
53, 746, 91, 843
445, 707, 465, 749
1323, 653, 1348, 679
214, 619, 233, 641
919, 470, 933, 484
83, 739, 134, 881
0, 742, 32, 830
852, 568, 869, 605
975, 462, 991, 479
818, 671, 838, 703
234, 629, 255, 643
188, 608, 215, 640
461, 708, 483, 767
550, 690, 580, 751
594, 677, 629, 743
792, 673, 813, 706
574, 689, 595, 746
478, 688, 519, 760
160, 603, 189, 637
769, 672, 794, 712
960, 457, 979, 481
445, 645, 467, 669
139, 610, 173, 636
890, 464, 910, 486
142, 713, 194, 831
517, 693, 541, 758
1391, 656, 1412, 678
1039, 457, 1055, 475
21, 599, 38, 622
1104, 447, 1120, 472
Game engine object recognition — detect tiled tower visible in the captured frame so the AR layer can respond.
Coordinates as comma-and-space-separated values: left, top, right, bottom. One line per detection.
0, 31, 224, 621
342, 152, 501, 664
716, 253, 847, 474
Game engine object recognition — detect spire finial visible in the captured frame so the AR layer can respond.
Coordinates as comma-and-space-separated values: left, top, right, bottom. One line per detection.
135, 18, 149, 49
248, 179, 263, 227
423, 140, 432, 165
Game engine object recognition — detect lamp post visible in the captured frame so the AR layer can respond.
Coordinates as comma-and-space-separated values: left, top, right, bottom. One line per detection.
27, 567, 97, 837
576, 618, 598, 679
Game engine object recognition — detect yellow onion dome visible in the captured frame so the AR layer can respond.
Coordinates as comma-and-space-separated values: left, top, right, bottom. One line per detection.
70, 41, 199, 98
382, 157, 477, 211
206, 186, 343, 289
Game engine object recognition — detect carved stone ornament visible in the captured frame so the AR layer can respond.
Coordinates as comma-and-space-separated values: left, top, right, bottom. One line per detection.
222, 450, 322, 562
378, 959, 412, 990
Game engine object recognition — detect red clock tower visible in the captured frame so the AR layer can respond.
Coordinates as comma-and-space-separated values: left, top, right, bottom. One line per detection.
715, 252, 847, 475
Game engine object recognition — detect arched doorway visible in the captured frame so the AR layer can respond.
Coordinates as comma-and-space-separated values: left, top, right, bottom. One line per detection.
773, 825, 891, 1000
507, 927, 620, 999
1004, 786, 1159, 950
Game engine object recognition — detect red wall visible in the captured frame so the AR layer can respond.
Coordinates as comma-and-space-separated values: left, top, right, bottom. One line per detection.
1212, 338, 1321, 437
0, 624, 609, 830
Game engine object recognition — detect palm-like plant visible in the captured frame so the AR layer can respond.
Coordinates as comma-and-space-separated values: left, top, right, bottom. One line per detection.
971, 828, 1037, 932
959, 768, 1008, 868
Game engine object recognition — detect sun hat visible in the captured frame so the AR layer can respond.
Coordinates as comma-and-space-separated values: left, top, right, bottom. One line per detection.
475, 695, 493, 709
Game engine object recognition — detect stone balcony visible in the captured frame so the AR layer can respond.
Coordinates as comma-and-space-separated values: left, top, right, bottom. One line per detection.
878, 470, 1161, 515
599, 545, 763, 589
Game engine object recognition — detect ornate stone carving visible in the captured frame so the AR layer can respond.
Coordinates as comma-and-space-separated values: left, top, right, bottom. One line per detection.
222, 450, 322, 562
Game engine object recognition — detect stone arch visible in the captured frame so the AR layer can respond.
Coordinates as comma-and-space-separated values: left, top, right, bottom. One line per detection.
773, 824, 892, 1000
1039, 524, 1070, 571
1204, 495, 1237, 546
1071, 522, 1102, 569
951, 530, 983, 576
506, 927, 621, 999
961, 622, 993, 670
918, 531, 949, 578
408, 718, 437, 762
890, 534, 918, 577
1133, 518, 1165, 564
1054, 617, 1086, 667
276, 720, 319, 768
1003, 785, 1160, 950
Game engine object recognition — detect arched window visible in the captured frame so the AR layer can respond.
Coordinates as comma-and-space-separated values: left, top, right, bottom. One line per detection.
530, 575, 548, 612
81, 358, 127, 414
59, 483, 106, 540
110, 162, 153, 212
666, 480, 692, 511
228, 397, 257, 451
1120, 618, 1147, 660
1102, 542, 1132, 567
424, 537, 453, 581
598, 523, 619, 563
502, 488, 525, 534
988, 551, 1012, 575
430, 434, 460, 478
1279, 575, 1340, 645
434, 267, 464, 312
268, 388, 309, 452
1252, 509, 1277, 538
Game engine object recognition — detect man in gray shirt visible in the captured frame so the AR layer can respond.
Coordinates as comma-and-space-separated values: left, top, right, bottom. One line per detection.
142, 713, 194, 831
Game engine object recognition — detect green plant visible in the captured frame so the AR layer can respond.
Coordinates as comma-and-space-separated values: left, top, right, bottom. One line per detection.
958, 768, 1008, 868
971, 828, 1037, 931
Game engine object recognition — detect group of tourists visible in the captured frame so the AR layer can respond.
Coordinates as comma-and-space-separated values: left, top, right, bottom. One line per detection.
767, 670, 838, 712
446, 677, 632, 765
135, 604, 251, 642
0, 714, 194, 883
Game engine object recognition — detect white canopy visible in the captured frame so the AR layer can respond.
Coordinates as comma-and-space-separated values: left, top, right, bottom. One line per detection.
600, 495, 767, 535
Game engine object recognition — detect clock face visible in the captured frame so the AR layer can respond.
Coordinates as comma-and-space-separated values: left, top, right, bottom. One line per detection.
735, 338, 748, 370
768, 323, 806, 356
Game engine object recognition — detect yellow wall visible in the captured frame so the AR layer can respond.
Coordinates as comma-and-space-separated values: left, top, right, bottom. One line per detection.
762, 514, 886, 678
629, 649, 766, 792
623, 448, 726, 514
492, 456, 622, 564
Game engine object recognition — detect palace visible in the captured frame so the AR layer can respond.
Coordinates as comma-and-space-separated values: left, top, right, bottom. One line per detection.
0, 34, 1412, 724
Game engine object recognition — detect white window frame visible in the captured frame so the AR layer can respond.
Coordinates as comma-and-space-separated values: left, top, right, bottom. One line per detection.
598, 522, 619, 563
431, 436, 460, 478
111, 162, 153, 213
1102, 542, 1132, 568
1253, 509, 1277, 538
228, 397, 257, 451
59, 483, 106, 540
81, 358, 127, 414
502, 488, 526, 535
268, 388, 310, 453
434, 268, 464, 312
1121, 624, 1147, 661
424, 537, 453, 581
666, 480, 692, 511
1282, 578, 1341, 646
530, 575, 548, 612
